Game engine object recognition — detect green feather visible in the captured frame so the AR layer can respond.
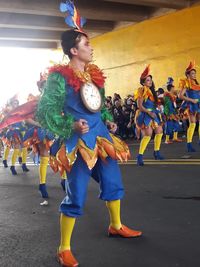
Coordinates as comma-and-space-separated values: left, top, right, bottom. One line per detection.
99, 88, 113, 122
36, 73, 75, 139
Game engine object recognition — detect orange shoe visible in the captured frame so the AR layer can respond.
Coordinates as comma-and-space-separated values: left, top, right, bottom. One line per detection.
173, 138, 183, 142
165, 140, 173, 144
108, 224, 142, 238
57, 249, 79, 267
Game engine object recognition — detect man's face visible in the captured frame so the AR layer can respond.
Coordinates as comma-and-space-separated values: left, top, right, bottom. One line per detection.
144, 76, 153, 87
74, 35, 93, 63
188, 70, 196, 80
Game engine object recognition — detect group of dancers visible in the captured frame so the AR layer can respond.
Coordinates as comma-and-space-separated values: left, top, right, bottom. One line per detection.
135, 61, 200, 166
0, 1, 199, 266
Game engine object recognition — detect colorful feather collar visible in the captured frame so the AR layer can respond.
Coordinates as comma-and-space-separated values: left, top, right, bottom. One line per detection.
48, 64, 106, 92
164, 91, 176, 102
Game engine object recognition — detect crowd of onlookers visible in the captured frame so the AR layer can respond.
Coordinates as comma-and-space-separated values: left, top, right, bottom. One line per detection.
105, 93, 137, 140
104, 91, 188, 140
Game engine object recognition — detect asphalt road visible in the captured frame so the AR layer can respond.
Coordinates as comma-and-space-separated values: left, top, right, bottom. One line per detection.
0, 138, 200, 267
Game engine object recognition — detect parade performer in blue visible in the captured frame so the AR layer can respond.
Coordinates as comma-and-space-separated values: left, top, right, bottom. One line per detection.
135, 65, 164, 166
23, 90, 55, 203
164, 77, 182, 144
179, 61, 200, 152
0, 85, 65, 203
36, 1, 142, 266
1, 95, 29, 174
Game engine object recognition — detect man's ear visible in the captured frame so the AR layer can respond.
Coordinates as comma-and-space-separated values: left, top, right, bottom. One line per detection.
70, 47, 78, 57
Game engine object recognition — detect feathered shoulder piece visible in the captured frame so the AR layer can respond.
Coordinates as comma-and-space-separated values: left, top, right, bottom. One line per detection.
86, 64, 106, 89
179, 78, 190, 90
135, 86, 154, 101
48, 64, 106, 92
134, 87, 145, 100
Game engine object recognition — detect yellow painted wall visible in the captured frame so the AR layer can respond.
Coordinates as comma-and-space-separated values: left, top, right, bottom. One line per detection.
91, 5, 200, 98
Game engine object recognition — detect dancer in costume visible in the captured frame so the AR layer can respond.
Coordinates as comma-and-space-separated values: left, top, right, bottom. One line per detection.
1, 98, 16, 168
37, 1, 142, 266
135, 65, 164, 166
7, 121, 29, 175
164, 77, 182, 144
179, 61, 200, 152
23, 90, 55, 204
1, 95, 29, 174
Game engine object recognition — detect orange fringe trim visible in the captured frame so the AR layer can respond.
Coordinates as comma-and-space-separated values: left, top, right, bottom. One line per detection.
49, 134, 130, 175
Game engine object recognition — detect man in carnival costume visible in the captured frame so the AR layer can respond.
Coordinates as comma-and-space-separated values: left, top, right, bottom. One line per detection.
37, 1, 142, 266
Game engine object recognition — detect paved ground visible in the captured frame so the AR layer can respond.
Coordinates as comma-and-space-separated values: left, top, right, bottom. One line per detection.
0, 138, 200, 267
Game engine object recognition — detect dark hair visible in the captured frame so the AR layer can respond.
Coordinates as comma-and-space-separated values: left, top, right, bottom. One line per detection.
167, 84, 174, 91
185, 69, 199, 85
157, 88, 164, 94
140, 75, 158, 103
61, 30, 87, 59
185, 68, 196, 77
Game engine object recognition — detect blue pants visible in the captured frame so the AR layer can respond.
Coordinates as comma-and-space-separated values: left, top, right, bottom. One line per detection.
60, 153, 124, 217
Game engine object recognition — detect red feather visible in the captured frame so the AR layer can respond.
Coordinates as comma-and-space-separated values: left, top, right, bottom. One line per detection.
140, 64, 151, 80
186, 61, 195, 73
48, 64, 106, 91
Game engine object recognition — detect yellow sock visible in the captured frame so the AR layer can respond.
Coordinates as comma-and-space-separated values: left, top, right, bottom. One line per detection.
39, 156, 49, 184
3, 146, 10, 160
173, 132, 178, 140
198, 123, 200, 140
139, 136, 151, 154
61, 171, 67, 180
106, 200, 122, 230
187, 122, 196, 143
59, 214, 76, 252
165, 135, 170, 142
18, 150, 22, 157
154, 133, 163, 151
22, 147, 28, 164
11, 149, 20, 165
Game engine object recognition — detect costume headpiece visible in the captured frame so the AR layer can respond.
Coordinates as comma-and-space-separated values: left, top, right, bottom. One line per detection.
140, 65, 151, 80
60, 0, 87, 35
185, 61, 196, 74
166, 77, 174, 87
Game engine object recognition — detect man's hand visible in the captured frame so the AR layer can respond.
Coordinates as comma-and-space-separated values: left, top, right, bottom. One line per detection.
73, 119, 89, 134
106, 121, 117, 134
190, 99, 199, 104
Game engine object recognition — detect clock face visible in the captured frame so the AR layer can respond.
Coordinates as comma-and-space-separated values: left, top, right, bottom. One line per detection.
80, 83, 103, 113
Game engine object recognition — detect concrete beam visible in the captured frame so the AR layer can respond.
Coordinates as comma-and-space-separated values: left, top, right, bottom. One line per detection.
190, 0, 200, 6
0, 12, 115, 32
103, 0, 189, 9
0, 40, 58, 49
0, 28, 61, 42
0, 0, 151, 21
0, 28, 107, 43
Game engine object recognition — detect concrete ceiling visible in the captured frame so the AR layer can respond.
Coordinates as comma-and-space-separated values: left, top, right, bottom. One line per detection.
0, 0, 199, 49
